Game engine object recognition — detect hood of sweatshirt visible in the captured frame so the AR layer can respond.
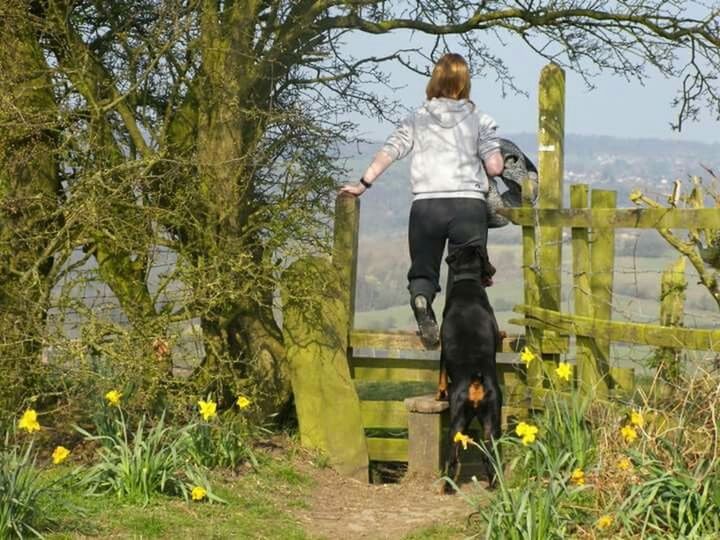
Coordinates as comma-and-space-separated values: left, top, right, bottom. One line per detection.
423, 98, 475, 128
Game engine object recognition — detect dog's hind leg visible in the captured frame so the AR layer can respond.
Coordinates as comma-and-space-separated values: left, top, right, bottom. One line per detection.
479, 399, 502, 488
436, 350, 448, 401
441, 398, 470, 494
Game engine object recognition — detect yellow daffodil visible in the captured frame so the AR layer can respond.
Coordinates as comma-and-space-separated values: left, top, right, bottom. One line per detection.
555, 362, 572, 382
520, 347, 536, 366
570, 468, 585, 486
515, 422, 538, 445
453, 431, 473, 450
236, 396, 251, 409
105, 389, 122, 406
191, 486, 207, 501
617, 457, 632, 471
596, 514, 613, 529
630, 410, 644, 427
198, 399, 217, 421
52, 446, 70, 465
621, 424, 638, 443
18, 409, 41, 433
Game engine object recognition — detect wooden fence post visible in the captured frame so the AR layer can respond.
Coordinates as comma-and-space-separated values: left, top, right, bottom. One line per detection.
522, 177, 543, 394
571, 184, 596, 392
533, 63, 565, 391
652, 256, 687, 381
588, 189, 617, 398
333, 192, 360, 333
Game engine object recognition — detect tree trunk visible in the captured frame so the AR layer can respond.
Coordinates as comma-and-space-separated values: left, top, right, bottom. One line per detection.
187, 2, 291, 416
0, 3, 62, 407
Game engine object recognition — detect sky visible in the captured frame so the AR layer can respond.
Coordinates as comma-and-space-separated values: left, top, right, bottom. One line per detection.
345, 30, 720, 145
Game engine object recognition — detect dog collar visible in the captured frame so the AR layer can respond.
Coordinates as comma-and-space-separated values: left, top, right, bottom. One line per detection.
453, 273, 485, 283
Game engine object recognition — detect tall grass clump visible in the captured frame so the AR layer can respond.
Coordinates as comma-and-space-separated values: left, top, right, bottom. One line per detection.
77, 412, 219, 505
0, 437, 47, 538
188, 411, 260, 471
0, 429, 76, 538
473, 347, 720, 539
479, 440, 586, 540
540, 386, 596, 469
618, 450, 720, 537
475, 372, 596, 539
597, 369, 720, 538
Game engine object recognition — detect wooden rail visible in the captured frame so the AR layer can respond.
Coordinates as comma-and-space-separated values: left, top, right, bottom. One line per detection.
511, 305, 720, 352
498, 207, 720, 229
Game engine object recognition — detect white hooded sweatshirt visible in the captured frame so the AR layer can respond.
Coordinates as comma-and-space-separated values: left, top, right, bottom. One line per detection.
380, 98, 500, 200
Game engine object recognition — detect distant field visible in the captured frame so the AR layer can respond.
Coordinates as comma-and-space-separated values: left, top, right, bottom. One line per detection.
354, 245, 719, 371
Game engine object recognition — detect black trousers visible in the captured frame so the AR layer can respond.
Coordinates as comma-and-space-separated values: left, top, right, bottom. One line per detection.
407, 197, 488, 304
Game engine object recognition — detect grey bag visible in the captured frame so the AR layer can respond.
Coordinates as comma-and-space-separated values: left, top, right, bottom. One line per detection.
487, 139, 538, 228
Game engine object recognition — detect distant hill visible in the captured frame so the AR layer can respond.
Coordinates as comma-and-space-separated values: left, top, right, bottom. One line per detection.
340, 133, 720, 238
344, 133, 720, 317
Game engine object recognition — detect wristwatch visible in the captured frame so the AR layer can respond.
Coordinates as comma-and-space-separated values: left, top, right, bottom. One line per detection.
359, 177, 372, 189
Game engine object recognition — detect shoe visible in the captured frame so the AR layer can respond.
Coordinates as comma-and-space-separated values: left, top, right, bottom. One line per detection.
413, 295, 440, 349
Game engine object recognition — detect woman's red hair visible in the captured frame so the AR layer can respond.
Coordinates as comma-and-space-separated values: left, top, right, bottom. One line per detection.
426, 53, 471, 100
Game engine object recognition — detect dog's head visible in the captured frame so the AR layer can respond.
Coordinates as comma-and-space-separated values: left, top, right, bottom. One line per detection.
445, 246, 496, 284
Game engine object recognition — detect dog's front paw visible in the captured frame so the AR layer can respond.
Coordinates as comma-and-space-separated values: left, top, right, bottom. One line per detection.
435, 388, 448, 401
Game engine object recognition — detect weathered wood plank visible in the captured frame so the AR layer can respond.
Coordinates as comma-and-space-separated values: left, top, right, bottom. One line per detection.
351, 358, 526, 388
333, 193, 360, 332
513, 304, 720, 351
349, 331, 527, 354
588, 189, 616, 398
539, 334, 570, 354
406, 404, 447, 475
360, 401, 408, 429
352, 365, 438, 382
536, 63, 565, 345
366, 438, 409, 462
610, 367, 635, 399
653, 257, 687, 381
522, 180, 542, 393
570, 184, 597, 395
496, 207, 720, 229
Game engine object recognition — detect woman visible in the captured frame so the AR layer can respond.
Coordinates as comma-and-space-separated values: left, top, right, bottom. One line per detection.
341, 53, 503, 348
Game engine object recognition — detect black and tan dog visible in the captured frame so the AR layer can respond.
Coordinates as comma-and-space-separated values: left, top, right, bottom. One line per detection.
437, 245, 502, 492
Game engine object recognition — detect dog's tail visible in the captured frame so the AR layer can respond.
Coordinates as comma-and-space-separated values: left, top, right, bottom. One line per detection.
467, 372, 486, 409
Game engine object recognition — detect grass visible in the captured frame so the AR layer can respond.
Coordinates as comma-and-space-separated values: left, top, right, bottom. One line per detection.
402, 522, 468, 539
44, 456, 314, 539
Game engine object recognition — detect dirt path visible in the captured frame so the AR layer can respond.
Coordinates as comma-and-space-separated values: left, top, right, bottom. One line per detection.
291, 461, 486, 540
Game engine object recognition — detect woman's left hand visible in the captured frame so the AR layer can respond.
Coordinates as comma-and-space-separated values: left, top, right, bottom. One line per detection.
339, 183, 366, 196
